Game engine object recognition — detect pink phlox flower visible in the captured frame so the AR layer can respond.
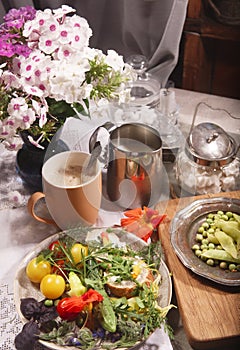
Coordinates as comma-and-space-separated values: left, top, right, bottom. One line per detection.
4, 18, 24, 30
3, 6, 36, 23
13, 43, 32, 57
0, 40, 15, 57
0, 31, 20, 40
0, 28, 31, 58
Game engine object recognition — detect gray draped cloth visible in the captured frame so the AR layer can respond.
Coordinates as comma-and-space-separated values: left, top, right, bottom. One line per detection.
0, 0, 188, 87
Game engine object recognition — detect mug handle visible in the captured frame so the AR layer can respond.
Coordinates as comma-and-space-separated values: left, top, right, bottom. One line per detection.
28, 192, 58, 227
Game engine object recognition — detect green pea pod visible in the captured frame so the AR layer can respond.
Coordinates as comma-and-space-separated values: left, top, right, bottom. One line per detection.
233, 213, 240, 224
201, 249, 240, 264
215, 219, 240, 250
98, 290, 117, 332
215, 230, 238, 259
207, 233, 219, 245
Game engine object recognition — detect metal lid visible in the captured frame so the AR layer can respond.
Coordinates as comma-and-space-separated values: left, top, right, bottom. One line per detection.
186, 122, 237, 166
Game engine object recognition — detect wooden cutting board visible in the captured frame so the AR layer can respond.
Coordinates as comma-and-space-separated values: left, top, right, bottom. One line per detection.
155, 191, 240, 350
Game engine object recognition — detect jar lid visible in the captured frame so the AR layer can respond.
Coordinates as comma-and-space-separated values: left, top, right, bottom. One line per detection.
186, 122, 237, 166
125, 55, 160, 108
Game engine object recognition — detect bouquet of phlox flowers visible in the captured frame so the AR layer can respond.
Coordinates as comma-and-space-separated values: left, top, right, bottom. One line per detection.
0, 5, 134, 150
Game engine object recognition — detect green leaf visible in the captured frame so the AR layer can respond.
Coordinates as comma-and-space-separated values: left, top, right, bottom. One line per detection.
47, 98, 76, 117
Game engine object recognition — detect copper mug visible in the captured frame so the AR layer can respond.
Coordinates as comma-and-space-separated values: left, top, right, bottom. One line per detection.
90, 122, 162, 209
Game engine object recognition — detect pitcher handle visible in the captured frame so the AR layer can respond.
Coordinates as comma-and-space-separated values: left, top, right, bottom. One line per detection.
89, 121, 115, 153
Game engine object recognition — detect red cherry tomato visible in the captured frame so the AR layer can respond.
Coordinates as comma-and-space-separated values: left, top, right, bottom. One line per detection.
49, 240, 65, 258
52, 259, 66, 278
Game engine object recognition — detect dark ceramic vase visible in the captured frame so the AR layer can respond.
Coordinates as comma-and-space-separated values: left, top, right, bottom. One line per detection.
16, 131, 69, 191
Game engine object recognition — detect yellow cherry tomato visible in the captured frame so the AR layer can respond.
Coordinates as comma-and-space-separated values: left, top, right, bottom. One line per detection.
40, 274, 66, 299
71, 243, 88, 264
26, 258, 51, 283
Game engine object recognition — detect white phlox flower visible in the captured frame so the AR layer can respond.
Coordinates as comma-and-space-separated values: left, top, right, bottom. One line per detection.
1, 71, 21, 89
105, 50, 125, 71
2, 138, 22, 151
27, 134, 45, 149
39, 34, 59, 55
68, 15, 92, 50
19, 51, 53, 97
53, 44, 75, 60
53, 5, 76, 18
22, 84, 46, 98
23, 9, 52, 40
0, 62, 7, 71
84, 47, 104, 61
15, 107, 37, 129
0, 119, 16, 139
19, 50, 50, 78
37, 105, 48, 128
48, 56, 90, 103
7, 97, 28, 117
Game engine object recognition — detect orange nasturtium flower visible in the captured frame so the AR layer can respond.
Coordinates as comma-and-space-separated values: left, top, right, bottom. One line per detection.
57, 289, 103, 320
120, 206, 166, 242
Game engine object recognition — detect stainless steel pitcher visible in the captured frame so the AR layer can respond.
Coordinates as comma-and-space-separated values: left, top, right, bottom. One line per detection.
90, 122, 163, 209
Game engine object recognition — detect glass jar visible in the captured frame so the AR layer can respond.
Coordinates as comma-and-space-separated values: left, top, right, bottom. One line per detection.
175, 122, 240, 194
109, 55, 161, 125
175, 150, 240, 194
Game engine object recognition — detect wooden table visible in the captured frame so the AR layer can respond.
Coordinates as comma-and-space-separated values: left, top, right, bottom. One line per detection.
155, 191, 240, 350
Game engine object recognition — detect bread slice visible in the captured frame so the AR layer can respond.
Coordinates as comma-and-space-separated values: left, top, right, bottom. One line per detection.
105, 259, 154, 298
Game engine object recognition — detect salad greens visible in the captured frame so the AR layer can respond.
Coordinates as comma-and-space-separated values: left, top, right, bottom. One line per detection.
15, 229, 174, 350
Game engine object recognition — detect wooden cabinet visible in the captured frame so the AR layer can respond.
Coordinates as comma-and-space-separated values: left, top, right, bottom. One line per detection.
171, 0, 240, 99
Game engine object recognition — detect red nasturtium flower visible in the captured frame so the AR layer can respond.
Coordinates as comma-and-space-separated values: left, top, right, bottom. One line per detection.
57, 289, 103, 320
121, 206, 166, 242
